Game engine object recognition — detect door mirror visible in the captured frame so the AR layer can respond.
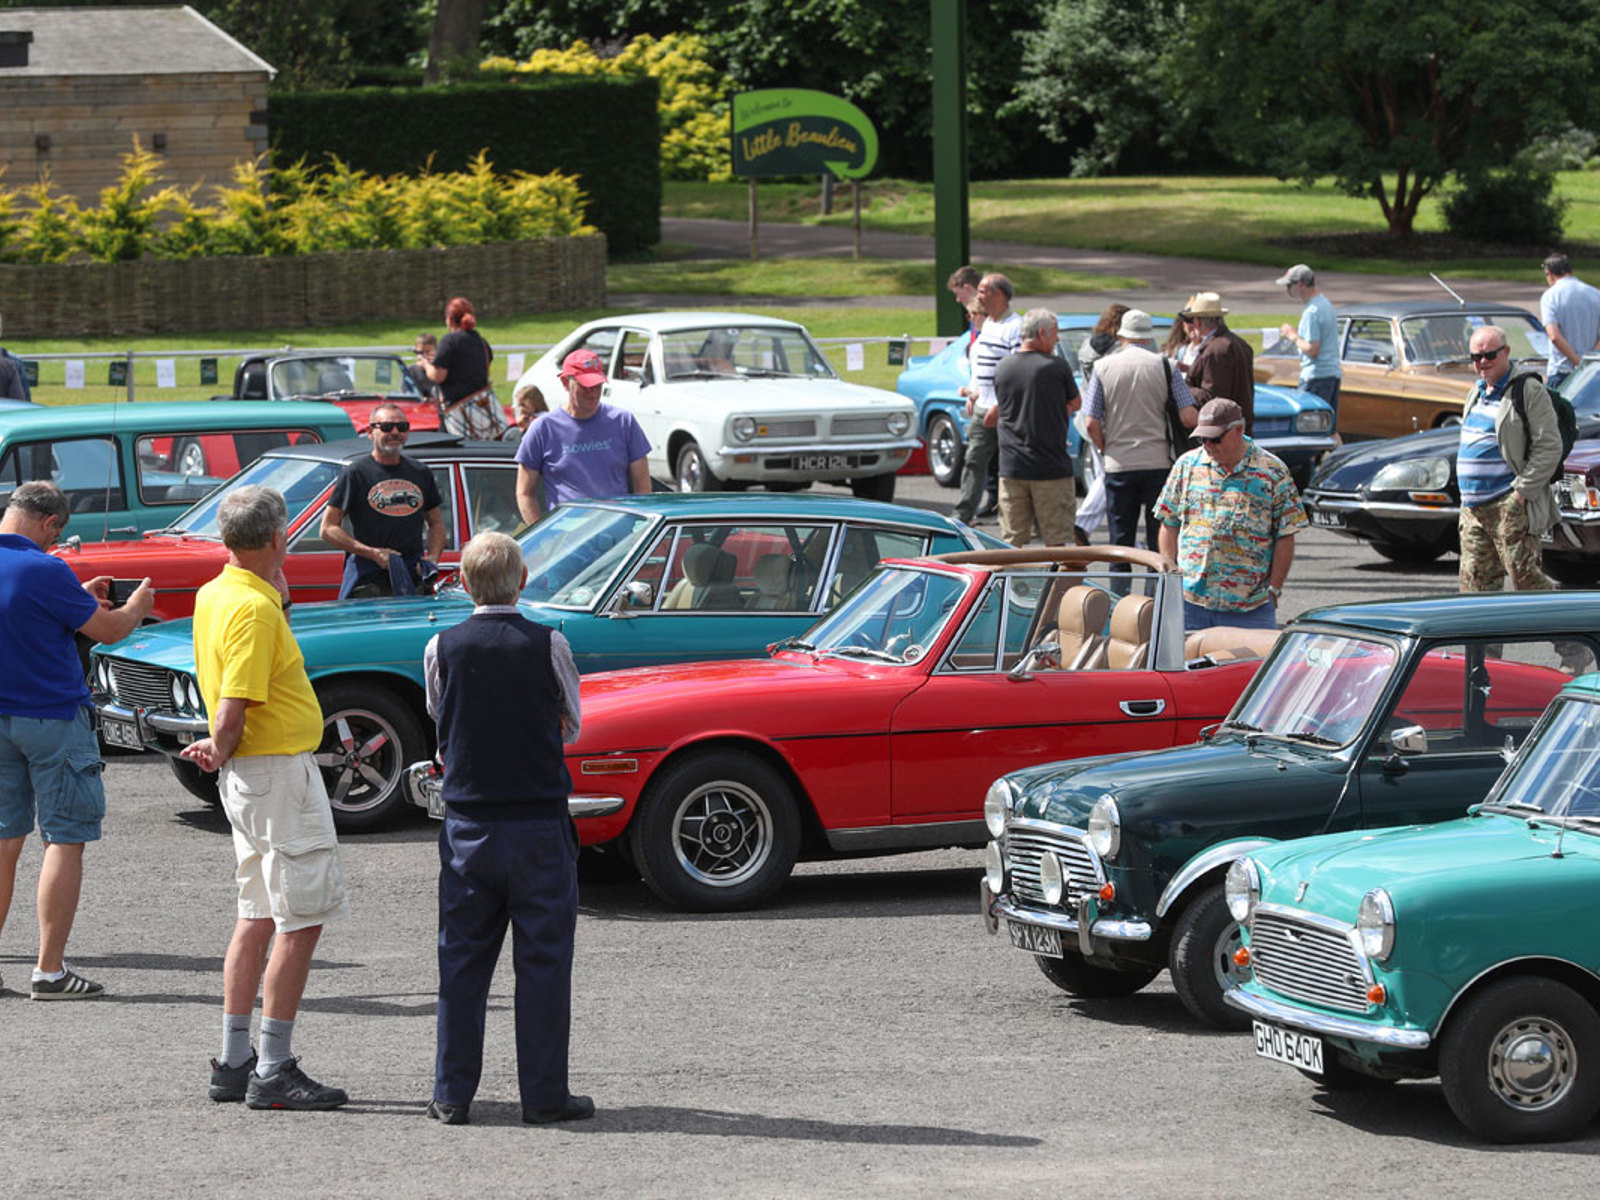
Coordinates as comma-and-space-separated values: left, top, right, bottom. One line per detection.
1389, 724, 1427, 756
608, 581, 654, 616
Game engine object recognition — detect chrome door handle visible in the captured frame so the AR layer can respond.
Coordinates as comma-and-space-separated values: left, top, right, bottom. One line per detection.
1119, 699, 1166, 717
107, 526, 138, 535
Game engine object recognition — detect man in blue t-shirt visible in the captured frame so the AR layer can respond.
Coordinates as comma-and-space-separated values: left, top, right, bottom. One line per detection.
515, 349, 652, 524
0, 482, 153, 999
1540, 253, 1600, 390
1275, 264, 1342, 430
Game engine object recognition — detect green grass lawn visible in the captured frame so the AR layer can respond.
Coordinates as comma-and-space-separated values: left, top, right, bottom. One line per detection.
664, 173, 1600, 279
608, 256, 1143, 296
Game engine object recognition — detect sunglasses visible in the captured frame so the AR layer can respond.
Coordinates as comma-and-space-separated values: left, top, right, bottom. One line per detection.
372, 420, 410, 433
1200, 435, 1226, 445
1469, 347, 1507, 363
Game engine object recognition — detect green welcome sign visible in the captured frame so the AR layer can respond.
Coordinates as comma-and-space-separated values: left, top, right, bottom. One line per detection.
731, 89, 878, 180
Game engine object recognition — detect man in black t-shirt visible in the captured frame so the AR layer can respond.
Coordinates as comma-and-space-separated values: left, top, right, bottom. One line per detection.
994, 309, 1081, 547
320, 403, 447, 598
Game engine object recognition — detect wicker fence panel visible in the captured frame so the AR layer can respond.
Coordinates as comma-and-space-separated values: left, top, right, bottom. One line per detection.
0, 235, 607, 337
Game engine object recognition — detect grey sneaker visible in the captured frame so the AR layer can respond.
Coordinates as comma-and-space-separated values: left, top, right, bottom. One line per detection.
210, 1053, 257, 1103
30, 966, 105, 1001
244, 1058, 348, 1111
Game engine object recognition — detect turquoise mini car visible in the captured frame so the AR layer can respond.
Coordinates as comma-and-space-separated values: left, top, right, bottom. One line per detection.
0, 401, 357, 542
1227, 672, 1600, 1143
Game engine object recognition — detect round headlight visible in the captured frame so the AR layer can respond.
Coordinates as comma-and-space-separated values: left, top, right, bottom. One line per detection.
983, 778, 1014, 838
184, 677, 202, 712
731, 416, 756, 442
1039, 852, 1065, 906
887, 411, 911, 437
1356, 889, 1395, 961
103, 663, 117, 698
983, 840, 1005, 894
1370, 456, 1451, 493
170, 676, 185, 710
1087, 794, 1121, 859
1294, 409, 1333, 434
1225, 857, 1260, 923
95, 659, 110, 692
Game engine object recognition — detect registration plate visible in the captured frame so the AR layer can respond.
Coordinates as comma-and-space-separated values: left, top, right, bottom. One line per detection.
1310, 509, 1344, 528
100, 716, 142, 749
796, 453, 848, 471
1007, 919, 1063, 958
1252, 1020, 1323, 1074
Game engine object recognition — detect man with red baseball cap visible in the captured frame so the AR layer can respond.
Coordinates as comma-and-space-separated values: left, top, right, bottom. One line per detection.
515, 348, 652, 525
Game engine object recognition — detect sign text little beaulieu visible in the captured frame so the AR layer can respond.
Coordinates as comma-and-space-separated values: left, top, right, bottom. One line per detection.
731, 89, 879, 180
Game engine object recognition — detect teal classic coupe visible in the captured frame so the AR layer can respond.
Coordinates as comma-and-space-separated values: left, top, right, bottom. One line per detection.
982, 593, 1600, 1028
1227, 673, 1600, 1143
92, 493, 998, 831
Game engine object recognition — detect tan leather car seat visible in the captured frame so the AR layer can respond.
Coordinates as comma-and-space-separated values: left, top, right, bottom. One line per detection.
1056, 585, 1111, 670
745, 554, 793, 610
664, 543, 741, 610
1105, 593, 1154, 670
1183, 626, 1282, 664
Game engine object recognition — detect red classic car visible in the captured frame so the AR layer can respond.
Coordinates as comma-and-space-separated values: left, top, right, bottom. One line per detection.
54, 434, 523, 620
412, 547, 1277, 911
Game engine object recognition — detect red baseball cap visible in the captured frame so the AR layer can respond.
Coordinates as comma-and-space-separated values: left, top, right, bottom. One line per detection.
559, 349, 607, 387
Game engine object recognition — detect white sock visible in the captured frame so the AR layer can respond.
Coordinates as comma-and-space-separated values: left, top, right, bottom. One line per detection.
32, 966, 65, 983
257, 1015, 294, 1076
221, 1013, 253, 1068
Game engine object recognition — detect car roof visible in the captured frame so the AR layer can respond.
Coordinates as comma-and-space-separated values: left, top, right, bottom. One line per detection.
1333, 301, 1539, 320
239, 350, 407, 366
0, 401, 356, 437
577, 312, 807, 334
261, 431, 520, 464
1055, 314, 1174, 330
559, 491, 970, 530
1294, 591, 1600, 638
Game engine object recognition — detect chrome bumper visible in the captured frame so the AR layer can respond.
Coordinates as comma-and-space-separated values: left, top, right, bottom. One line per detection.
986, 889, 1153, 943
1259, 435, 1338, 454
715, 437, 921, 459
1302, 493, 1458, 520
403, 760, 626, 821
95, 699, 206, 744
1224, 985, 1432, 1049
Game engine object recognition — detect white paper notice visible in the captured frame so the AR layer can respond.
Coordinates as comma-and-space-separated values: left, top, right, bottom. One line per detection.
845, 343, 865, 371
506, 352, 526, 381
64, 360, 85, 389
155, 359, 177, 388
1262, 327, 1284, 351
928, 337, 953, 355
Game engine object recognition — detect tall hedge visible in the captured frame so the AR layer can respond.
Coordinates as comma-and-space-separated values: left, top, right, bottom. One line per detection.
269, 77, 661, 254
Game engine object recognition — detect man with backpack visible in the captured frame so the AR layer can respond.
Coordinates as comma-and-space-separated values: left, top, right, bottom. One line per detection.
1457, 324, 1567, 592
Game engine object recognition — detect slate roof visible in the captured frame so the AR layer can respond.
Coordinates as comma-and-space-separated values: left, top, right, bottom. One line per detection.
0, 5, 273, 77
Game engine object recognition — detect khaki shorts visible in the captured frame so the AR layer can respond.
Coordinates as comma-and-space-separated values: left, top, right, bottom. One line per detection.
220, 752, 349, 934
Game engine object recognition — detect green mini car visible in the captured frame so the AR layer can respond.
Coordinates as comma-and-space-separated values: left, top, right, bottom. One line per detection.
982, 593, 1600, 1029
1226, 672, 1600, 1144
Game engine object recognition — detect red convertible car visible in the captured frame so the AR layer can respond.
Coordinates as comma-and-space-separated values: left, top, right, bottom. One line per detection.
412, 547, 1278, 911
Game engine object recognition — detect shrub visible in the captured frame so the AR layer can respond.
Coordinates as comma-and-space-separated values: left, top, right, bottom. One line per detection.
1442, 161, 1568, 246
74, 141, 181, 262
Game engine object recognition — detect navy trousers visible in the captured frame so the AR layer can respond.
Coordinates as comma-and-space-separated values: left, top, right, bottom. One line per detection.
435, 811, 578, 1110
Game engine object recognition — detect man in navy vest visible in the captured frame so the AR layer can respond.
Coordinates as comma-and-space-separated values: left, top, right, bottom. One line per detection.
421, 530, 591, 1126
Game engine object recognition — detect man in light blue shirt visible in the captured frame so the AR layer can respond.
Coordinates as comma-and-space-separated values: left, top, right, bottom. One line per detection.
1539, 253, 1600, 390
1275, 264, 1341, 430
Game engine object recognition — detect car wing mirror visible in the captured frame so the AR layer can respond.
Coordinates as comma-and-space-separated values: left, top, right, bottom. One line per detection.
1389, 724, 1428, 755
607, 581, 654, 617
1008, 642, 1060, 680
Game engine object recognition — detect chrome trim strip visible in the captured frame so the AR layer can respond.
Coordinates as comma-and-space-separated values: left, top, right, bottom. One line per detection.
1262, 435, 1339, 451
1156, 839, 1277, 919
715, 438, 922, 457
1224, 987, 1431, 1049
96, 700, 207, 738
1304, 496, 1458, 519
570, 794, 626, 818
1251, 901, 1358, 938
825, 818, 987, 853
992, 894, 1153, 942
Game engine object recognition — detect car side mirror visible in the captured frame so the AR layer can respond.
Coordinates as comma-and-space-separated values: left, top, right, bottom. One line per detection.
607, 581, 653, 617
1389, 725, 1427, 756
1008, 642, 1060, 680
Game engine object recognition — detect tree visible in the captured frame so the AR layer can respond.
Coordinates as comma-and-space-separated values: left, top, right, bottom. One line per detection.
425, 0, 490, 84
1173, 0, 1600, 238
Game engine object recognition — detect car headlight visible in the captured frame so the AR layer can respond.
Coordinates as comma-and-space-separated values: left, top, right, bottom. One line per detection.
983, 840, 1005, 894
184, 676, 202, 712
1356, 889, 1395, 961
731, 416, 756, 442
94, 659, 110, 692
1087, 794, 1121, 859
103, 662, 117, 699
983, 778, 1014, 838
887, 411, 911, 437
170, 675, 186, 710
1225, 857, 1260, 923
1295, 409, 1333, 434
1370, 456, 1451, 493
1039, 852, 1065, 906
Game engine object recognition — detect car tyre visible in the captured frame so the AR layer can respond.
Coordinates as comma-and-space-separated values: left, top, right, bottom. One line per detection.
1370, 540, 1446, 565
675, 441, 722, 492
849, 473, 896, 502
169, 754, 221, 806
173, 437, 207, 477
312, 682, 428, 833
926, 412, 964, 488
1034, 952, 1160, 998
1438, 977, 1600, 1143
1169, 885, 1252, 1030
630, 750, 800, 912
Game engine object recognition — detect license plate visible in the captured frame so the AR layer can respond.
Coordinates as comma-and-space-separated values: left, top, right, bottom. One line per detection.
796, 453, 848, 471
1007, 919, 1063, 958
1252, 1020, 1324, 1074
100, 716, 142, 749
1310, 509, 1344, 528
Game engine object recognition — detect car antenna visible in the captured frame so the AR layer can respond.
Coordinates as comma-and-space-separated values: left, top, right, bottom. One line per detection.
1553, 821, 1567, 859
1430, 273, 1468, 308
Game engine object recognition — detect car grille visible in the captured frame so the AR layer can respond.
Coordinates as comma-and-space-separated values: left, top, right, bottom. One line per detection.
1254, 417, 1291, 436
104, 658, 174, 712
1248, 910, 1369, 1013
1304, 488, 1359, 504
831, 415, 896, 438
1004, 826, 1100, 907
755, 419, 816, 439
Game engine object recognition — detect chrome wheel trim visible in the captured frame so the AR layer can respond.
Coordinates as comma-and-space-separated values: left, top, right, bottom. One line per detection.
1487, 1015, 1577, 1111
311, 708, 401, 814
176, 441, 207, 477
676, 446, 705, 492
1211, 919, 1248, 992
669, 779, 774, 888
928, 416, 960, 479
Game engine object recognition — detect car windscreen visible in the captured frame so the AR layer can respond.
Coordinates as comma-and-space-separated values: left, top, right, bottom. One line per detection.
658, 326, 836, 381
1398, 313, 1549, 365
270, 356, 423, 398
1483, 695, 1600, 820
166, 456, 343, 538
519, 505, 656, 607
1225, 630, 1397, 747
805, 566, 969, 665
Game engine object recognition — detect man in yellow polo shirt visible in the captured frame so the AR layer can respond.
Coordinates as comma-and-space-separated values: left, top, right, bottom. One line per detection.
180, 485, 349, 1112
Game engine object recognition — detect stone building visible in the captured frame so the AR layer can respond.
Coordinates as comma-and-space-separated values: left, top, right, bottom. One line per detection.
0, 5, 273, 201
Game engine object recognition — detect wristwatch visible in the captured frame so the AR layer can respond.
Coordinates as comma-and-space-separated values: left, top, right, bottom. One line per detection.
1266, 585, 1283, 600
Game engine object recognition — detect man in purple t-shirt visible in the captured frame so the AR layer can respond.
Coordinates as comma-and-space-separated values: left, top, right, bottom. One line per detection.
515, 349, 652, 524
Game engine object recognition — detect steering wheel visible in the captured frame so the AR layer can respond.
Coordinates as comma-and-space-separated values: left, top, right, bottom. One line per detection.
1561, 780, 1600, 817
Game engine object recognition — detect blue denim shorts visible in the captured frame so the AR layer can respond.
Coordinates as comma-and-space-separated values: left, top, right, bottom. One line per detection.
0, 708, 107, 844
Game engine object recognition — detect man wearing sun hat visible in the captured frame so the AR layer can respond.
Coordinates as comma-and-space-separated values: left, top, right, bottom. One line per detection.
515, 348, 652, 525
1183, 292, 1255, 433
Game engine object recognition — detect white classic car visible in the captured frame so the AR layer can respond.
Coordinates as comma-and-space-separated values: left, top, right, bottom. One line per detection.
515, 312, 918, 499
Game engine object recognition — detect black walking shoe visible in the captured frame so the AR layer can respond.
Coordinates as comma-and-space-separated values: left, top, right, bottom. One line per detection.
30, 966, 105, 1000
209, 1053, 258, 1102
244, 1058, 348, 1111
427, 1099, 470, 1125
523, 1094, 595, 1125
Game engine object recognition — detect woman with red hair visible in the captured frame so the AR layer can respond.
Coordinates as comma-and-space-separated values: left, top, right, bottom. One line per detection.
424, 296, 507, 437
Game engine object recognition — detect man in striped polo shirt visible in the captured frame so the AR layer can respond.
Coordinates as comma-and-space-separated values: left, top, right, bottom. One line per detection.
1457, 325, 1562, 593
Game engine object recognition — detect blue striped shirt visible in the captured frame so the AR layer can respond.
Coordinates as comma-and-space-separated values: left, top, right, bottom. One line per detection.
1457, 377, 1514, 508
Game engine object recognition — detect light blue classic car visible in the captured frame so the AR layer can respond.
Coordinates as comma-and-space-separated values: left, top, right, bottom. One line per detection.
896, 314, 1337, 488
92, 493, 1002, 831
